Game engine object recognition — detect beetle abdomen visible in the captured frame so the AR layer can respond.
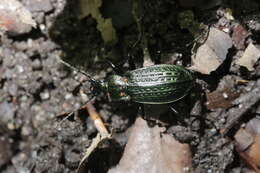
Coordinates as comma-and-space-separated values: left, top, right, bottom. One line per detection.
125, 64, 194, 104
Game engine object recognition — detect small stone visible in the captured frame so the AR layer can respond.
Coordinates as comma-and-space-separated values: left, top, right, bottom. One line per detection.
64, 149, 80, 168
0, 101, 15, 124
21, 125, 32, 136
7, 122, 16, 130
65, 93, 73, 100
32, 59, 42, 70
16, 65, 24, 73
11, 152, 29, 168
7, 82, 18, 96
25, 0, 53, 12
39, 24, 46, 31
40, 91, 50, 100
222, 92, 228, 99
0, 0, 36, 34
0, 137, 13, 167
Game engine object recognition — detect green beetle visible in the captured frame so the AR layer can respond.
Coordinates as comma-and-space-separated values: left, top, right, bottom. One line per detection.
99, 64, 194, 104
62, 61, 194, 104
61, 60, 194, 104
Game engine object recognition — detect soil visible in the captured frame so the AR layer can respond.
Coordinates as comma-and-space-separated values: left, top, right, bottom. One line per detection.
0, 0, 260, 173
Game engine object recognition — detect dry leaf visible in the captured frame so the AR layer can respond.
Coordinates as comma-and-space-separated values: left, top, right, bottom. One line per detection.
224, 8, 234, 21
232, 24, 249, 50
235, 117, 260, 172
247, 135, 260, 167
109, 117, 193, 173
246, 117, 260, 135
79, 0, 117, 44
235, 129, 254, 151
236, 43, 260, 71
206, 87, 240, 110
190, 27, 232, 74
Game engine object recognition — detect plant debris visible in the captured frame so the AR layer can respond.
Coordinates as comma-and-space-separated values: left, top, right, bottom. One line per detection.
235, 117, 260, 173
77, 102, 111, 173
206, 87, 240, 110
222, 79, 260, 135
79, 0, 117, 44
108, 117, 193, 173
190, 27, 232, 74
231, 24, 250, 50
236, 43, 260, 71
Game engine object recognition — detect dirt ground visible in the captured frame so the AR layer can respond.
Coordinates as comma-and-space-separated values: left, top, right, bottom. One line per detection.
0, 0, 260, 173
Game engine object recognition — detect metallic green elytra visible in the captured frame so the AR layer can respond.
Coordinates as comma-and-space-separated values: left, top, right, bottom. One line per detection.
98, 64, 194, 104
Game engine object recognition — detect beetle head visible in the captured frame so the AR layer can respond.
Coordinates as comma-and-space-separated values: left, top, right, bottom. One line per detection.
89, 79, 107, 96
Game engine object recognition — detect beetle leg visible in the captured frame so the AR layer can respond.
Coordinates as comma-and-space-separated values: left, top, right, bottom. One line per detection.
169, 105, 179, 114
137, 104, 145, 118
119, 95, 131, 102
168, 105, 188, 126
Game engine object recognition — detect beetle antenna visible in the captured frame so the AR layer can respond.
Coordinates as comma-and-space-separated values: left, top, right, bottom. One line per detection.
59, 59, 96, 82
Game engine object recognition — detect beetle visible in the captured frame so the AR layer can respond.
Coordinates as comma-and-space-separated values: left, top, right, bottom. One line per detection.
60, 60, 194, 104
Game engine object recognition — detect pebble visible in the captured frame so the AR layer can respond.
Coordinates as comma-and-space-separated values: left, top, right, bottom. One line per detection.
40, 91, 50, 100
0, 101, 15, 124
0, 137, 13, 167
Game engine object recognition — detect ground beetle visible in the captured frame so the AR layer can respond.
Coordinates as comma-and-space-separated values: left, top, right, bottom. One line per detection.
60, 60, 194, 104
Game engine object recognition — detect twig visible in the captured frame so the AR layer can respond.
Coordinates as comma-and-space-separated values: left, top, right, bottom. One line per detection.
76, 102, 111, 173
222, 79, 260, 135
76, 133, 111, 173
84, 102, 109, 136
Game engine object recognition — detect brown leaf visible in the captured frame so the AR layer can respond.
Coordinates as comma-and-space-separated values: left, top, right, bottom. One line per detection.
109, 117, 193, 173
235, 118, 260, 173
234, 129, 254, 152
247, 135, 260, 167
232, 24, 250, 50
206, 87, 240, 110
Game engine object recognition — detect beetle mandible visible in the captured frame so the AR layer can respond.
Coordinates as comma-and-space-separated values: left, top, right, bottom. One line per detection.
60, 60, 194, 104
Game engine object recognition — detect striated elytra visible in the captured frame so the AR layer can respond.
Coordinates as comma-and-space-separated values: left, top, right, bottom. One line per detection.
96, 64, 194, 104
